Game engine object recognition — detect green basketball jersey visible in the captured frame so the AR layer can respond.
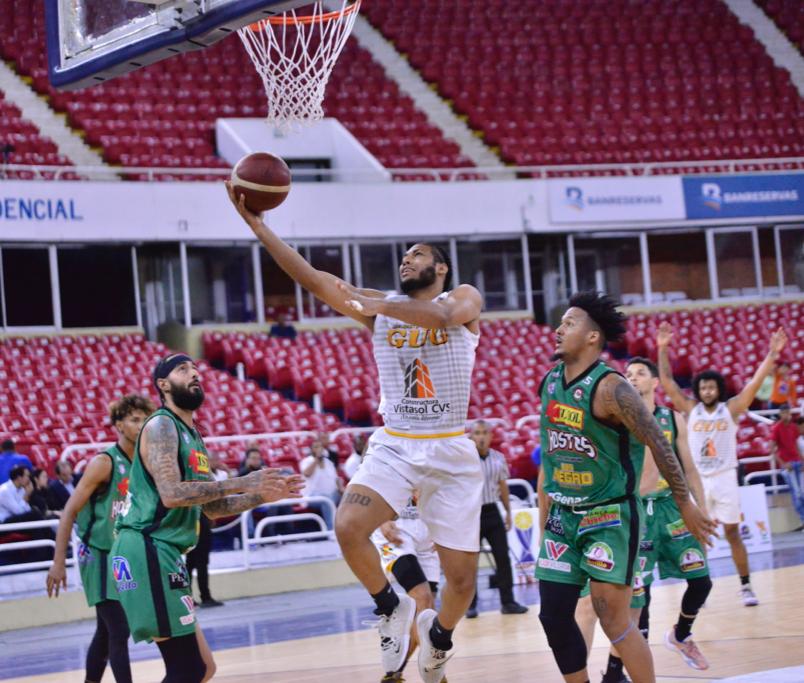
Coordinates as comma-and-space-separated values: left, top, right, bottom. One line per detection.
540, 360, 644, 506
644, 405, 678, 500
116, 408, 211, 553
76, 445, 131, 552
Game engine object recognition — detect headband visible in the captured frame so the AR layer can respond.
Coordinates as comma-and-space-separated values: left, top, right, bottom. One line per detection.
153, 353, 194, 392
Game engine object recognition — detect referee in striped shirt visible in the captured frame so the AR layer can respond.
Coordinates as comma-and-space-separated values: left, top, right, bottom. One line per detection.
466, 420, 528, 618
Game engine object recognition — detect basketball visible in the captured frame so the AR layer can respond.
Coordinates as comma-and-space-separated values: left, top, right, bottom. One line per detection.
231, 152, 292, 212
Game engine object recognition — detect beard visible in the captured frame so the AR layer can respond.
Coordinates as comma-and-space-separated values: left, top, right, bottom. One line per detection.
701, 395, 718, 407
169, 381, 205, 411
400, 265, 437, 294
550, 351, 563, 361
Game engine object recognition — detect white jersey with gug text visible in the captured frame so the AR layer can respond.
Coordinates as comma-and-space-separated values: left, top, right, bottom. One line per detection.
686, 401, 738, 477
372, 293, 479, 434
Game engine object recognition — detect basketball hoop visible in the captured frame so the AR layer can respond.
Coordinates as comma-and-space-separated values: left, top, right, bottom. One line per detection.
238, 1, 362, 131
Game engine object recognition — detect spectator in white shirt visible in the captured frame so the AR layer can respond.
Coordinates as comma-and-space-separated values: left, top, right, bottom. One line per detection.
301, 439, 343, 530
342, 434, 369, 480
0, 466, 39, 523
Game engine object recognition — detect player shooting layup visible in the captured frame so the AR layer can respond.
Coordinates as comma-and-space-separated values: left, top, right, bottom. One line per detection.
228, 183, 484, 683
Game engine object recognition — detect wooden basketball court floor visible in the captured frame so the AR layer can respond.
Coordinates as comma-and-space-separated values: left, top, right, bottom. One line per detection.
4, 562, 803, 683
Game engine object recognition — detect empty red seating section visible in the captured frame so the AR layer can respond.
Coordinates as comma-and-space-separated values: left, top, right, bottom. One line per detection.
757, 0, 804, 53
210, 301, 801, 480
2, 0, 469, 177
0, 333, 343, 474
363, 0, 804, 172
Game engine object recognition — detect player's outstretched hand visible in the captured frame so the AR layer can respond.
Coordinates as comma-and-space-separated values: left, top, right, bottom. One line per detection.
224, 180, 263, 231
678, 498, 719, 548
46, 561, 67, 598
657, 321, 674, 349
379, 520, 403, 546
280, 474, 305, 500
337, 282, 383, 316
769, 327, 788, 357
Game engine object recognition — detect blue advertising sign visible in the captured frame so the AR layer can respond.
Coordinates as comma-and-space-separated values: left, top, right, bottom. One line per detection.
683, 174, 804, 219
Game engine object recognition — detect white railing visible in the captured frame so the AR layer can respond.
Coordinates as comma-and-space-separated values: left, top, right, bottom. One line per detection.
3, 157, 802, 183
0, 519, 80, 578
507, 478, 537, 508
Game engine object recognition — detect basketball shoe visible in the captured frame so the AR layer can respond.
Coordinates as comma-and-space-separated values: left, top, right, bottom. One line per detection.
416, 609, 454, 683
374, 594, 416, 674
740, 584, 759, 607
664, 628, 710, 670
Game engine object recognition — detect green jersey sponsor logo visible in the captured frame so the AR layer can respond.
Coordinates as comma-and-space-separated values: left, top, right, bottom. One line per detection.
679, 548, 706, 572
585, 541, 615, 572
666, 518, 691, 540
578, 505, 622, 536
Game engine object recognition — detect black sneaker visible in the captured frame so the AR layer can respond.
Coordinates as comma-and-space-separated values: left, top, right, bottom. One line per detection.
465, 607, 478, 619
600, 672, 631, 683
501, 602, 528, 615
200, 598, 225, 608
381, 673, 404, 682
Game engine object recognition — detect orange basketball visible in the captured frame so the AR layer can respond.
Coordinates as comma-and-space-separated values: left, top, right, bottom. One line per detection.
231, 152, 291, 212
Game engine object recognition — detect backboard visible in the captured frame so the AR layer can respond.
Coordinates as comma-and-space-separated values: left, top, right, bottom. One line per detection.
45, 0, 310, 90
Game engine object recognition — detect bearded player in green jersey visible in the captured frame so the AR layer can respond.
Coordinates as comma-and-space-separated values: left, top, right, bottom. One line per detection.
536, 292, 717, 683
47, 394, 155, 683
111, 354, 304, 683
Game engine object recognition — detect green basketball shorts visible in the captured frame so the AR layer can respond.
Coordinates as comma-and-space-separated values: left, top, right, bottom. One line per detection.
77, 543, 117, 608
641, 496, 709, 584
536, 497, 643, 588
109, 529, 196, 643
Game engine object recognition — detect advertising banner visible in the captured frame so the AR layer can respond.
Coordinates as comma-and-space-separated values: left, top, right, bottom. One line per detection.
683, 174, 804, 219
548, 176, 686, 223
507, 508, 539, 585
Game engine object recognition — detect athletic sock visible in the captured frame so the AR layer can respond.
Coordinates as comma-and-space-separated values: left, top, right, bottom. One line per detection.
428, 616, 454, 651
601, 654, 624, 682
371, 582, 400, 616
740, 575, 751, 586
675, 612, 697, 642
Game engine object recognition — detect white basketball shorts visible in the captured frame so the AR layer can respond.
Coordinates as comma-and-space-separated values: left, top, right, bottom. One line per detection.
350, 428, 483, 552
702, 468, 742, 525
371, 516, 440, 584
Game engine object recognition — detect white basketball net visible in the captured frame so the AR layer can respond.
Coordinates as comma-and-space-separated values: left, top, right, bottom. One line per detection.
238, 1, 361, 131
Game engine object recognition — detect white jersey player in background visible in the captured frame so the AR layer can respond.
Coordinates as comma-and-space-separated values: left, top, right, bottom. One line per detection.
371, 494, 445, 683
657, 322, 787, 606
228, 183, 483, 683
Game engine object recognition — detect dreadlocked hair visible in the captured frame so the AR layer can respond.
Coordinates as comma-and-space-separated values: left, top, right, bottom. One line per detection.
568, 290, 627, 346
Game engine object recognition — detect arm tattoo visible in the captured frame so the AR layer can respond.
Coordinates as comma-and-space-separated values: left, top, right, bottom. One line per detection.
606, 379, 690, 502
202, 493, 266, 519
143, 416, 247, 507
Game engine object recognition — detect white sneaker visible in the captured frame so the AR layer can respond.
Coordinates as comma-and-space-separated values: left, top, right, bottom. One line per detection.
374, 593, 415, 674
740, 585, 759, 607
416, 609, 454, 683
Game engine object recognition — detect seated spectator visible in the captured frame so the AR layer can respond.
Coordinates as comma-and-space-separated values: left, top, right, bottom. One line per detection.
29, 468, 59, 519
47, 461, 76, 511
0, 439, 32, 485
238, 448, 265, 477
342, 434, 368, 480
300, 439, 343, 530
0, 466, 40, 524
318, 431, 341, 468
770, 362, 797, 410
770, 405, 804, 531
269, 313, 297, 340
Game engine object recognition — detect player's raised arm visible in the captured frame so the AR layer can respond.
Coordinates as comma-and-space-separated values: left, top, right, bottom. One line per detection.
673, 411, 707, 514
140, 414, 283, 507
343, 283, 482, 330
727, 327, 787, 420
225, 181, 377, 328
657, 322, 696, 416
594, 373, 717, 546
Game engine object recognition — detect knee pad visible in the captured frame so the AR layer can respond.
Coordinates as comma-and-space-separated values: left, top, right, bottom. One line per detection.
390, 554, 428, 594
681, 576, 713, 616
